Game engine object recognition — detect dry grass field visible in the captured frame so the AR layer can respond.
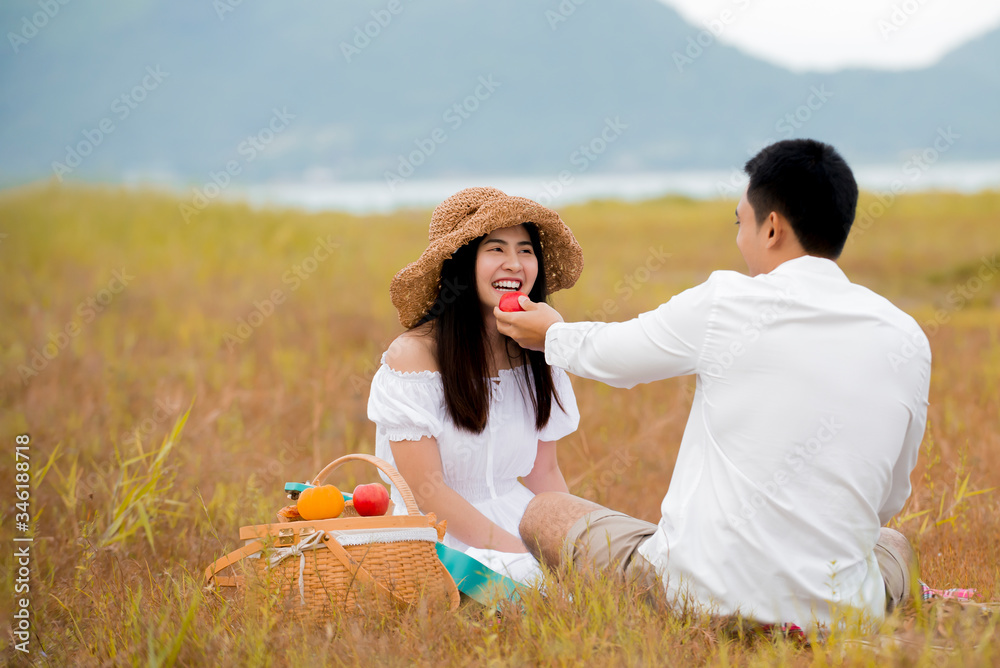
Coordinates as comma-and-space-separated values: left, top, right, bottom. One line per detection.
1, 182, 998, 666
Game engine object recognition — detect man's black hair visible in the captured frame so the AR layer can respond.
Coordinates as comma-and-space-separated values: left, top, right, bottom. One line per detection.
744, 139, 858, 259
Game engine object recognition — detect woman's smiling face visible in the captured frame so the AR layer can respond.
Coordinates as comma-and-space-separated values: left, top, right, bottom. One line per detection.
475, 224, 538, 312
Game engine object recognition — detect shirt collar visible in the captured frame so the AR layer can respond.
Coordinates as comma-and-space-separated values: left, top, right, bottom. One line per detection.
767, 254, 849, 282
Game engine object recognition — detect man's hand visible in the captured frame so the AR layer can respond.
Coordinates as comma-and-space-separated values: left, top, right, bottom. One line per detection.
494, 295, 564, 352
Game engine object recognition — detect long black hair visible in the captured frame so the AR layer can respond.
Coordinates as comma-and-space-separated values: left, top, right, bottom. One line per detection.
414, 223, 564, 433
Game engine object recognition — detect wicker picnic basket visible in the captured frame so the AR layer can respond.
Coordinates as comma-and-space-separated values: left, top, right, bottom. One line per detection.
204, 454, 459, 614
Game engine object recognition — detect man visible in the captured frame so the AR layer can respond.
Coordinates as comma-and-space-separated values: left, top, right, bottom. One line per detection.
495, 139, 930, 630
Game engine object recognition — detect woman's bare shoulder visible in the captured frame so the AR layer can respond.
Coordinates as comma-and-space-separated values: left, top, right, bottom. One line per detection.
385, 323, 438, 374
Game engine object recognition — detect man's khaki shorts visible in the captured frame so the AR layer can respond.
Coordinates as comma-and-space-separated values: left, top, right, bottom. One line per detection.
566, 508, 914, 613
564, 507, 660, 591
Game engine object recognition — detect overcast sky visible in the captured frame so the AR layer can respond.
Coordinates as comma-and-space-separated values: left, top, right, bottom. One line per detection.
656, 0, 1000, 71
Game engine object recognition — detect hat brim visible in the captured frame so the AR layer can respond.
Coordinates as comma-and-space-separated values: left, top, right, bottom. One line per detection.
390, 195, 583, 329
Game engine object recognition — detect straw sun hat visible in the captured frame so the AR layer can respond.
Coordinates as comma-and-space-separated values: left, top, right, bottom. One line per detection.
390, 187, 584, 329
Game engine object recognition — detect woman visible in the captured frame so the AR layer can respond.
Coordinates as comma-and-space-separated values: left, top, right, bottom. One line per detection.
367, 186, 585, 584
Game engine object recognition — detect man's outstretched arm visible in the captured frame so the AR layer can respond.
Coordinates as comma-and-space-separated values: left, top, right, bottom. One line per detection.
495, 286, 710, 388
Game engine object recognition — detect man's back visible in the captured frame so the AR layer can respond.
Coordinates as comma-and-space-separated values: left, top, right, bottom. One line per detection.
545, 255, 931, 626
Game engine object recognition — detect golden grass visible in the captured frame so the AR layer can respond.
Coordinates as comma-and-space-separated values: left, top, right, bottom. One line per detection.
1, 182, 998, 666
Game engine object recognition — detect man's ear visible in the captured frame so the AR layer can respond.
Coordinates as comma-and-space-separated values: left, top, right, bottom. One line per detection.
765, 211, 786, 249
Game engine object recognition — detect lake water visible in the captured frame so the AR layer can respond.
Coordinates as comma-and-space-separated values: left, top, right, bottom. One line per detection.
192, 160, 1000, 215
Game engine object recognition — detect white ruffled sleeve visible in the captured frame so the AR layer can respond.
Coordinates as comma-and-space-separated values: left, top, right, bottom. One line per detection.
537, 367, 580, 442
367, 363, 445, 442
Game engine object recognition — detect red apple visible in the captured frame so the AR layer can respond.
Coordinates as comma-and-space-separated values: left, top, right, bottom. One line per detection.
352, 483, 390, 516
498, 291, 526, 312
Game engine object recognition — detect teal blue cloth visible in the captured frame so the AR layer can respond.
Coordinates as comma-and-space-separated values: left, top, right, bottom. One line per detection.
435, 543, 521, 606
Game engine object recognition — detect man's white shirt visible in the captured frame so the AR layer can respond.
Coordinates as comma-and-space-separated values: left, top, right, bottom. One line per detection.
545, 255, 931, 628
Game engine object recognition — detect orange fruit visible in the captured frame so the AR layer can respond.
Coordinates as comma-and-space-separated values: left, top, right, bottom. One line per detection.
296, 484, 345, 520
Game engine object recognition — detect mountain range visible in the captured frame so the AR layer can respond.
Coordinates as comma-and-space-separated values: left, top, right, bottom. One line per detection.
1, 0, 997, 188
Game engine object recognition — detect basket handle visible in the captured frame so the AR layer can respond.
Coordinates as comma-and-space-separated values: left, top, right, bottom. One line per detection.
322, 535, 410, 609
204, 539, 263, 586
311, 453, 421, 517
324, 535, 459, 611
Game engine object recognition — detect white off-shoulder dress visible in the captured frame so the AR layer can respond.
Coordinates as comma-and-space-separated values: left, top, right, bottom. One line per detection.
367, 352, 580, 585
